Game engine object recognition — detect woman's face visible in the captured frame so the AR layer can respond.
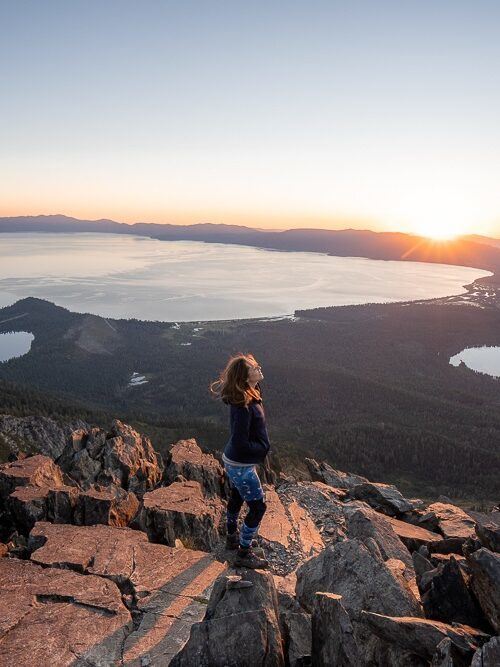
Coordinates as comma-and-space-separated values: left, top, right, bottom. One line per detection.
246, 360, 264, 384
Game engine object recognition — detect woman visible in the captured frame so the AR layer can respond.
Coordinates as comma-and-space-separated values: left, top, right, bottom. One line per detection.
210, 353, 270, 569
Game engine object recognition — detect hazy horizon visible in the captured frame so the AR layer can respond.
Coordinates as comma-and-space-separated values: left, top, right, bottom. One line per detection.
2, 2, 500, 239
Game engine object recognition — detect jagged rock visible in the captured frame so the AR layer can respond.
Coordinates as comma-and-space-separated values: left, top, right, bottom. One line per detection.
361, 611, 490, 662
0, 414, 89, 459
466, 548, 500, 633
421, 556, 486, 629
431, 637, 473, 667
7, 485, 50, 534
281, 611, 311, 667
471, 636, 500, 666
312, 592, 361, 666
418, 503, 476, 541
430, 552, 466, 567
475, 523, 500, 553
139, 480, 224, 551
296, 537, 422, 648
0, 454, 64, 499
413, 551, 434, 579
305, 458, 367, 490
0, 557, 132, 666
164, 438, 225, 497
344, 503, 416, 581
387, 515, 442, 551
57, 419, 163, 497
171, 568, 285, 667
27, 521, 226, 665
351, 482, 414, 516
428, 537, 467, 555
74, 484, 139, 527
46, 484, 80, 523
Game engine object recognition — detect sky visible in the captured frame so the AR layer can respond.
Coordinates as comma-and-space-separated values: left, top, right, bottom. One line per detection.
1, 1, 500, 238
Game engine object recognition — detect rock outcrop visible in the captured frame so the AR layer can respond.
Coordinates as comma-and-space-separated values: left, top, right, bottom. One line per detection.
360, 611, 490, 662
164, 438, 226, 497
0, 557, 132, 667
0, 454, 64, 499
1, 423, 498, 666
351, 481, 415, 516
466, 547, 500, 633
139, 480, 224, 551
57, 419, 163, 497
305, 457, 367, 489
171, 568, 285, 667
0, 414, 89, 460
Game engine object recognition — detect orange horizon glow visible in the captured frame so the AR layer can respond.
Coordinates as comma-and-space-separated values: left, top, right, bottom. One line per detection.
0, 203, 497, 240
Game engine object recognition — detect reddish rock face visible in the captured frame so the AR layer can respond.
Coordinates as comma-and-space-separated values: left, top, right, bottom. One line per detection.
165, 438, 226, 497
0, 557, 132, 667
387, 515, 441, 552
74, 484, 139, 527
140, 480, 224, 551
7, 485, 51, 534
57, 419, 164, 497
28, 521, 226, 665
0, 455, 64, 499
418, 503, 476, 541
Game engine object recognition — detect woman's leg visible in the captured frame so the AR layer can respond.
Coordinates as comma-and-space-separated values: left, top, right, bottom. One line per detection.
225, 465, 267, 548
226, 483, 244, 535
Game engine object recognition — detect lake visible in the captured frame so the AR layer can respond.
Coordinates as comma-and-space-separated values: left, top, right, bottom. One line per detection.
449, 346, 500, 378
0, 232, 491, 322
0, 331, 34, 362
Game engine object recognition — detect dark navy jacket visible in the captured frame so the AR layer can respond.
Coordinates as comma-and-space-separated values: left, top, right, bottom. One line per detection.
223, 387, 270, 464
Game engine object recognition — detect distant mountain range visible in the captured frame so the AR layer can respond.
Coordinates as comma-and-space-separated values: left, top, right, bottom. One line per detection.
2, 215, 500, 280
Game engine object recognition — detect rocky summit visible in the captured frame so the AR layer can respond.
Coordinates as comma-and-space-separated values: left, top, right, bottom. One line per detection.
0, 421, 498, 666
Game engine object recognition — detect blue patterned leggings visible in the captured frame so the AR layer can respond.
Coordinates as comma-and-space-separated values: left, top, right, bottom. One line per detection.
224, 463, 267, 547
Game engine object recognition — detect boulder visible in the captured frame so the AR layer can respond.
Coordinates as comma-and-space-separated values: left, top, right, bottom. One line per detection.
431, 637, 476, 667
412, 551, 434, 579
74, 484, 139, 527
165, 438, 225, 497
360, 611, 489, 661
421, 556, 486, 629
281, 611, 311, 667
305, 458, 367, 490
7, 485, 50, 534
46, 484, 80, 523
139, 480, 224, 551
0, 542, 7, 557
28, 521, 226, 665
170, 568, 285, 667
344, 503, 415, 581
0, 557, 131, 666
296, 538, 422, 646
418, 503, 476, 542
0, 454, 64, 499
311, 592, 361, 666
471, 636, 500, 667
351, 482, 414, 516
475, 523, 500, 553
466, 548, 500, 633
387, 515, 442, 552
57, 419, 163, 497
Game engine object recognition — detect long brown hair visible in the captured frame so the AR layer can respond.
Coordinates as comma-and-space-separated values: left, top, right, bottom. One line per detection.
209, 353, 262, 407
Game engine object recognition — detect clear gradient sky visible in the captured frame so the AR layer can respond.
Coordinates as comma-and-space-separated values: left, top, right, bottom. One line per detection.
1, 1, 500, 238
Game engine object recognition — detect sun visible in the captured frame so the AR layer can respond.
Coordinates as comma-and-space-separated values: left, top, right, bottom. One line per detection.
411, 218, 468, 242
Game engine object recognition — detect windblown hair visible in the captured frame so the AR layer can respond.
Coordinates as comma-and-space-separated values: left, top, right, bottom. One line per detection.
209, 353, 262, 407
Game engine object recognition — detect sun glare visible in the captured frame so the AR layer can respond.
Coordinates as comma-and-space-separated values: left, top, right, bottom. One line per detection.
411, 218, 469, 242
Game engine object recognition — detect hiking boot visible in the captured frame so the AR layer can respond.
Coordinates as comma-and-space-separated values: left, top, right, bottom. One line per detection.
234, 546, 269, 569
225, 533, 259, 550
